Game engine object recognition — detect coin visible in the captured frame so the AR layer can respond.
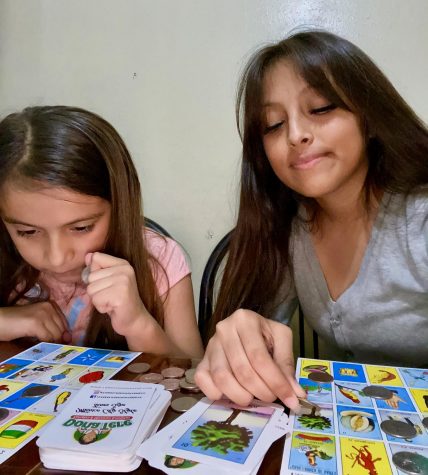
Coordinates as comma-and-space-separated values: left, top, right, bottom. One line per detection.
179, 379, 201, 393
0, 408, 9, 422
422, 417, 428, 430
362, 385, 394, 399
171, 396, 198, 413
127, 362, 151, 374
307, 371, 333, 383
185, 368, 196, 384
392, 451, 428, 475
380, 420, 417, 439
81, 266, 91, 284
138, 373, 164, 383
296, 397, 321, 416
160, 378, 180, 391
161, 367, 185, 379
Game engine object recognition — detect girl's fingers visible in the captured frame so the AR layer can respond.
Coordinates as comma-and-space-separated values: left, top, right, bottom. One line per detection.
194, 354, 224, 401
88, 252, 128, 272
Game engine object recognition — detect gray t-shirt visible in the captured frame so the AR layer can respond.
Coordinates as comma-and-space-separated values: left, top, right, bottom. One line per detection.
288, 191, 428, 367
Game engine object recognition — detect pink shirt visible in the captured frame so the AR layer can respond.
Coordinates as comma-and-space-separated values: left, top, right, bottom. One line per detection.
23, 229, 190, 345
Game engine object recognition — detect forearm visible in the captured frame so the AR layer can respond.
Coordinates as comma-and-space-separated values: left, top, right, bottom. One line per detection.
0, 307, 25, 341
124, 311, 186, 356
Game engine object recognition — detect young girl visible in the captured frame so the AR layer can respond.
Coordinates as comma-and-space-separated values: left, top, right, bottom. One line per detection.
195, 30, 428, 410
0, 105, 203, 357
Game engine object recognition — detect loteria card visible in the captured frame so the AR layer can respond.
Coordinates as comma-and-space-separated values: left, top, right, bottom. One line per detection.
16, 343, 61, 361
29, 387, 80, 415
164, 398, 286, 472
0, 411, 53, 449
0, 383, 58, 410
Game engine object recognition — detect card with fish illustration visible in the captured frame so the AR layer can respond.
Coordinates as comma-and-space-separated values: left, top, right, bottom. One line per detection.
280, 357, 428, 474
40, 346, 86, 364
0, 411, 53, 449
165, 398, 286, 472
366, 365, 403, 386
66, 366, 116, 389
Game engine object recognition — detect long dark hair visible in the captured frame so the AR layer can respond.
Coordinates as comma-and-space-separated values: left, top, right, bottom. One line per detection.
212, 30, 428, 333
0, 105, 164, 348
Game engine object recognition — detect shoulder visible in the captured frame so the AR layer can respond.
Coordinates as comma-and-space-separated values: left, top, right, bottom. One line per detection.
143, 228, 190, 296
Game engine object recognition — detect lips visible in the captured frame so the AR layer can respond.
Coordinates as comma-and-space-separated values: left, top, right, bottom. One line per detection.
291, 152, 327, 170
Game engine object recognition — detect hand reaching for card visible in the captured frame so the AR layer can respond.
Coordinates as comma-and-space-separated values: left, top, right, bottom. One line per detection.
195, 309, 306, 411
85, 252, 149, 337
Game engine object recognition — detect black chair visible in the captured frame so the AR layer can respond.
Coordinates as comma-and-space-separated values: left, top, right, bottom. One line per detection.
144, 217, 171, 238
198, 231, 319, 357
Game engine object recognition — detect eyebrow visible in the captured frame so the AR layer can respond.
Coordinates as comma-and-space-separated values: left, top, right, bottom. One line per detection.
3, 212, 105, 228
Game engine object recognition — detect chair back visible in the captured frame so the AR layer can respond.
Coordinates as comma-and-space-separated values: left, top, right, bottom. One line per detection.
144, 217, 171, 238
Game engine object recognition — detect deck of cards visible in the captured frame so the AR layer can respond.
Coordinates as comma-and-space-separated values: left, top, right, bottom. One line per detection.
138, 397, 289, 474
37, 380, 171, 472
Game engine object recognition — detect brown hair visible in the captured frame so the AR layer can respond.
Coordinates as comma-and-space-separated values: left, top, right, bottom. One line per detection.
0, 105, 164, 348
212, 30, 428, 334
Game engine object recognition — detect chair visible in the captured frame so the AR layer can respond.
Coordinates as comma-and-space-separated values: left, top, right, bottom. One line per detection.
144, 217, 171, 238
198, 231, 319, 357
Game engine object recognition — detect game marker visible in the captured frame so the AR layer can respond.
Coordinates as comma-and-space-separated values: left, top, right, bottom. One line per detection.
392, 451, 428, 475
296, 397, 321, 416
161, 367, 185, 379
179, 379, 201, 393
81, 266, 90, 284
362, 385, 394, 399
138, 373, 164, 384
184, 368, 196, 384
160, 378, 180, 391
380, 420, 417, 439
171, 396, 198, 413
127, 362, 151, 374
422, 417, 428, 430
307, 371, 333, 383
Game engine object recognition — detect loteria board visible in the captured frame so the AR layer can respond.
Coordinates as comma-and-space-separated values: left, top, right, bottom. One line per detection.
281, 358, 428, 475
0, 342, 140, 463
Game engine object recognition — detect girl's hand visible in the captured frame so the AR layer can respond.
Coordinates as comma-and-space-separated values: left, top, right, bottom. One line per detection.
85, 252, 149, 337
194, 309, 306, 411
0, 302, 70, 343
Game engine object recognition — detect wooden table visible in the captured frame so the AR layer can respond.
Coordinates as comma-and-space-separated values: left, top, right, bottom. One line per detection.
0, 341, 285, 475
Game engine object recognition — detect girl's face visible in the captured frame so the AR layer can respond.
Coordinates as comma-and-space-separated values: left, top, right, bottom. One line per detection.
261, 61, 368, 202
1, 184, 111, 284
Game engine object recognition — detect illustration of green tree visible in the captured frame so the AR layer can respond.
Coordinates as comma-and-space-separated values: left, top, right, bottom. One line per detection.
191, 408, 253, 455
298, 414, 332, 431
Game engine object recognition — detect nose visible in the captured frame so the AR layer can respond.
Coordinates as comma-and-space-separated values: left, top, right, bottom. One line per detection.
287, 114, 313, 149
44, 235, 74, 269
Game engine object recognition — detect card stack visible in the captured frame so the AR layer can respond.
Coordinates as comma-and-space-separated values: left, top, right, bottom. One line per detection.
138, 397, 289, 474
37, 380, 171, 472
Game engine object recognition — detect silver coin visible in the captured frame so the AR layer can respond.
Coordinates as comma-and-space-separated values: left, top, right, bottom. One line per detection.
138, 372, 164, 383
185, 368, 196, 384
307, 371, 333, 383
362, 385, 394, 399
127, 362, 151, 374
179, 379, 201, 393
81, 266, 91, 284
160, 378, 180, 391
161, 367, 185, 379
380, 420, 417, 439
422, 417, 428, 430
171, 396, 198, 413
392, 451, 428, 475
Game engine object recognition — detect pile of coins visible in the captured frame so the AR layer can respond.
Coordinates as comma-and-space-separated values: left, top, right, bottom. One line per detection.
126, 363, 201, 413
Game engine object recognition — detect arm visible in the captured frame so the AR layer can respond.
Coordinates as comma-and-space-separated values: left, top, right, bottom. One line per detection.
86, 252, 203, 357
194, 309, 306, 411
0, 302, 69, 342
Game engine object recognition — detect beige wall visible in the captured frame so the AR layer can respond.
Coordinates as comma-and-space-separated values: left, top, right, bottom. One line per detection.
1, 0, 427, 310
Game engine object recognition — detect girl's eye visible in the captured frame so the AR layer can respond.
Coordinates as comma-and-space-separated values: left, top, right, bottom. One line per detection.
263, 121, 284, 135
17, 229, 37, 238
310, 104, 337, 114
72, 224, 95, 233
